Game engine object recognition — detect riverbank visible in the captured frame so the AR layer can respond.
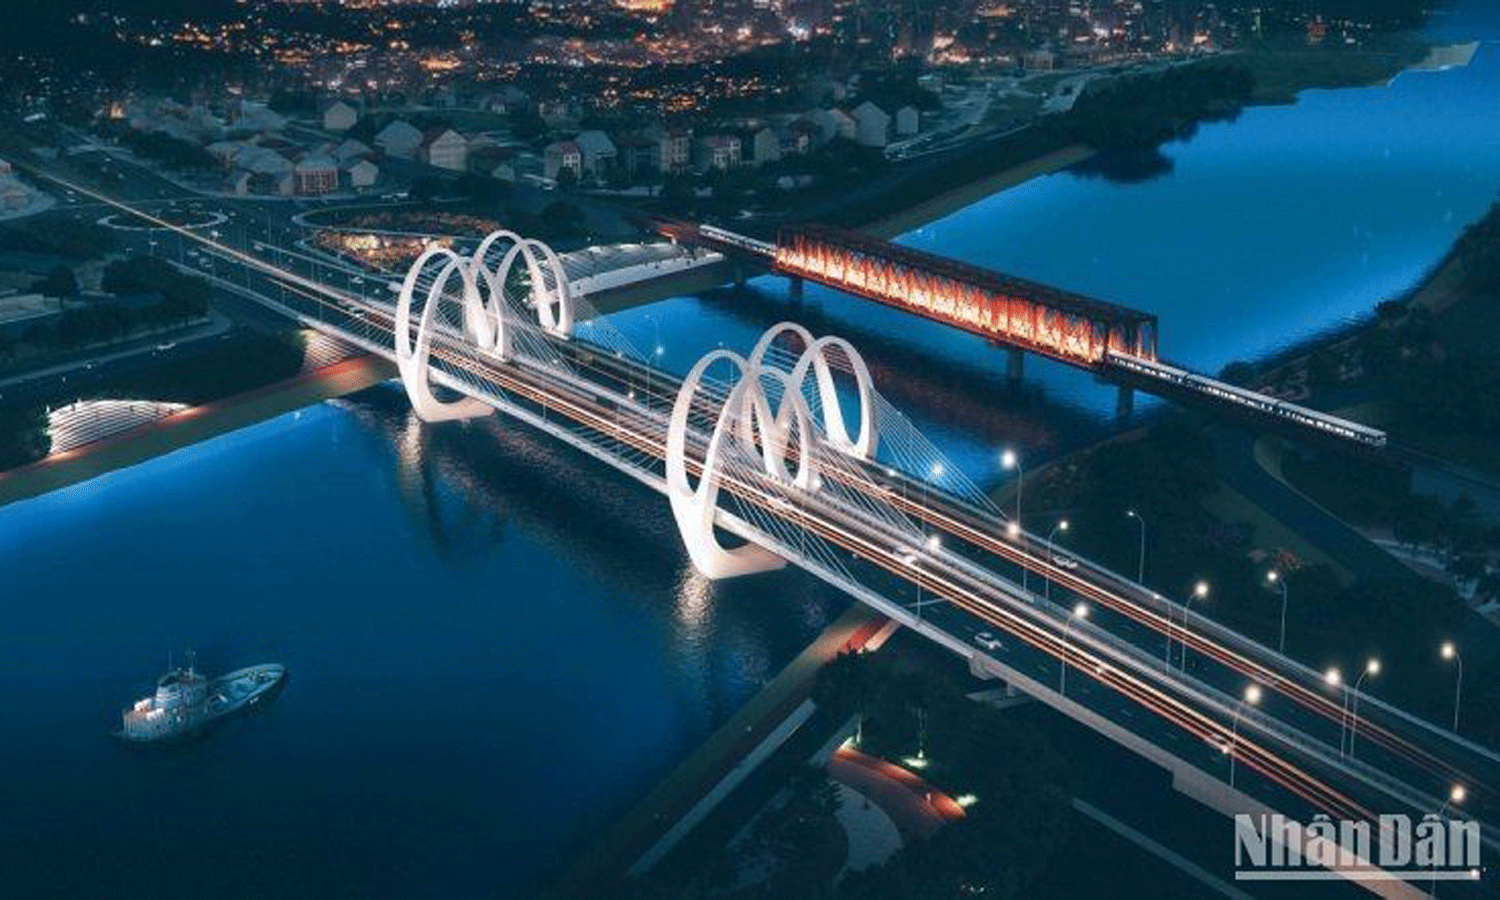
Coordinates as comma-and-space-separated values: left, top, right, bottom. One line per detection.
0, 354, 394, 508
859, 144, 1095, 241
546, 601, 891, 899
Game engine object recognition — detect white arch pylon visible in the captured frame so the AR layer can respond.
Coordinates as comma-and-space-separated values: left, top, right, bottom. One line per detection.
395, 246, 494, 423
666, 322, 882, 580
748, 321, 879, 460
394, 231, 577, 423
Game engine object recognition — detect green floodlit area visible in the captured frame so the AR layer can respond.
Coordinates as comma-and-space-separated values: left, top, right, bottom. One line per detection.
2, 1, 1500, 898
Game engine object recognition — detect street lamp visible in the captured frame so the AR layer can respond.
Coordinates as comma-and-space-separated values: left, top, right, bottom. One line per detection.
1126, 509, 1147, 585
1045, 519, 1069, 603
1266, 570, 1289, 654
1441, 641, 1463, 734
1002, 449, 1026, 595
1432, 784, 1467, 898
1060, 602, 1089, 696
1347, 658, 1380, 760
1230, 683, 1262, 788
1175, 581, 1209, 672
911, 535, 943, 622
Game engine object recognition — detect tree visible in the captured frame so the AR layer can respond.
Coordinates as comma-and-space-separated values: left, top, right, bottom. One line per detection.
0, 405, 51, 469
539, 200, 585, 239
35, 265, 77, 298
409, 176, 443, 203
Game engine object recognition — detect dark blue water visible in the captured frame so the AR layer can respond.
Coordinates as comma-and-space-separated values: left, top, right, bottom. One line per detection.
0, 392, 844, 898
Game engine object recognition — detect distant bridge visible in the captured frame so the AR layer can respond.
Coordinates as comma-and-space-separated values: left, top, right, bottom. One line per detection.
661, 219, 1386, 450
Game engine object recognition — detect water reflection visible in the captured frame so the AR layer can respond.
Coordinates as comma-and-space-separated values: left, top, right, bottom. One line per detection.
336, 383, 833, 705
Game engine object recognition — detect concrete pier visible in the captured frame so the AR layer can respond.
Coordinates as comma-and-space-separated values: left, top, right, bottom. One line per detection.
1116, 385, 1135, 420
788, 274, 803, 302
1007, 348, 1024, 382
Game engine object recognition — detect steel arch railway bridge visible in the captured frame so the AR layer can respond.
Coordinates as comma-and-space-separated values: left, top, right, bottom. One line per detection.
661, 219, 1387, 450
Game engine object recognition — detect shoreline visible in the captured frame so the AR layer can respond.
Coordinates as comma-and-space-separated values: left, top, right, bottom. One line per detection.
545, 602, 890, 899
859, 144, 1096, 241
0, 355, 396, 509
576, 140, 1097, 315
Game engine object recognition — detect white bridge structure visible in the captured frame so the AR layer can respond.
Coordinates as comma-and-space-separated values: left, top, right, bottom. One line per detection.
68, 196, 1500, 897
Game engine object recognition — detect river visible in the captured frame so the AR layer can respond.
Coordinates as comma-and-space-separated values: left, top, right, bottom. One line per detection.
0, 392, 845, 898
1, 3, 1496, 897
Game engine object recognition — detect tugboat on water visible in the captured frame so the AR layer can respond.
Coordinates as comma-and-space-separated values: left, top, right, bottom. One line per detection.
117, 653, 285, 743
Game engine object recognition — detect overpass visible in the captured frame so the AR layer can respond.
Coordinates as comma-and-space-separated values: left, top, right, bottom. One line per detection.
664, 220, 1387, 450
27, 171, 1493, 895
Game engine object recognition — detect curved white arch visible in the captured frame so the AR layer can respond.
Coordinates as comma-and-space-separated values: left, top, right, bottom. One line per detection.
788, 335, 879, 459
395, 246, 494, 423
470, 230, 574, 337
394, 230, 578, 423
738, 366, 818, 493
664, 323, 883, 579
749, 321, 879, 460
667, 350, 787, 578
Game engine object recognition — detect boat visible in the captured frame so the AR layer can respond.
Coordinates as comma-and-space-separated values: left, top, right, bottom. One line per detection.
117, 655, 285, 742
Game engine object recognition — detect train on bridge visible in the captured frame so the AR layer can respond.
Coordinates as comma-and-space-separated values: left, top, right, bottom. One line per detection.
1104, 351, 1387, 448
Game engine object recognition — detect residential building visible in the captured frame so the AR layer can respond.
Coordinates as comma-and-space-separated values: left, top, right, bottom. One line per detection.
851, 101, 892, 148
543, 140, 582, 182
333, 138, 373, 164
343, 159, 379, 189
420, 128, 468, 172
895, 105, 921, 137
805, 107, 856, 145
321, 100, 358, 133
694, 134, 741, 171
373, 120, 424, 160
223, 170, 252, 196
538, 99, 581, 130
779, 121, 817, 156
1023, 47, 1057, 70
205, 140, 244, 167
249, 170, 294, 196
573, 130, 617, 176
231, 100, 286, 135
643, 125, 691, 174
614, 133, 658, 176
748, 127, 781, 166
293, 156, 340, 195
232, 145, 293, 180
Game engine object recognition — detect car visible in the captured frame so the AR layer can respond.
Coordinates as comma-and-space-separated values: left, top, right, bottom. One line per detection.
1206, 733, 1232, 755
155, 342, 176, 352
973, 632, 1004, 651
1051, 554, 1078, 570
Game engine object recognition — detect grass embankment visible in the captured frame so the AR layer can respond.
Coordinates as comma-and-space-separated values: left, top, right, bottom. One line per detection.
617, 630, 1076, 900
0, 355, 394, 508
1232, 38, 1430, 104
547, 602, 887, 900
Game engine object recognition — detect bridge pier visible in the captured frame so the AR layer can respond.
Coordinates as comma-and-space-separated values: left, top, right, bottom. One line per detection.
733, 265, 746, 289
1006, 348, 1024, 383
788, 275, 803, 302
1115, 385, 1135, 420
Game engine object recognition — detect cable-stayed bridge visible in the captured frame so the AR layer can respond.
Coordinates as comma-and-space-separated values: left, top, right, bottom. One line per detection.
29, 170, 1499, 896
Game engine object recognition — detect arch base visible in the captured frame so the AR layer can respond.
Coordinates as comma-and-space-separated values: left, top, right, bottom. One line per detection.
670, 495, 787, 579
